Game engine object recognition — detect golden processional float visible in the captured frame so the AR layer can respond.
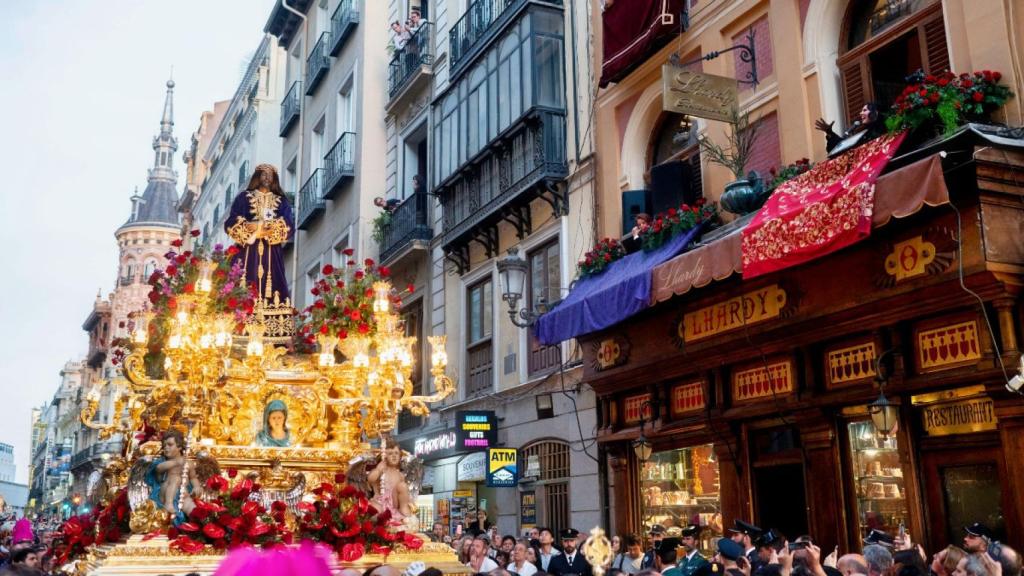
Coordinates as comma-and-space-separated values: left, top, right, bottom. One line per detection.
73, 246, 465, 575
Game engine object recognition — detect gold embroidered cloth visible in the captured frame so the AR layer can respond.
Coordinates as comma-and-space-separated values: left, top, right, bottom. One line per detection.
741, 132, 907, 278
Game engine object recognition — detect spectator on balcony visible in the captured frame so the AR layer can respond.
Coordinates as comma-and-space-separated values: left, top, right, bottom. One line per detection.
815, 102, 883, 155
375, 196, 401, 214
408, 9, 426, 32
622, 213, 651, 254
390, 21, 411, 53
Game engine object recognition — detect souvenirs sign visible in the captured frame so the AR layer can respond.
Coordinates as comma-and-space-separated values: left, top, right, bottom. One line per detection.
680, 284, 788, 343
662, 65, 739, 122
486, 448, 518, 487
458, 452, 487, 482
922, 397, 997, 436
457, 410, 498, 451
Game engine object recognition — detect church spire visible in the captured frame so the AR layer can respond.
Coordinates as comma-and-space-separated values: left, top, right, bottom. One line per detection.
149, 78, 178, 183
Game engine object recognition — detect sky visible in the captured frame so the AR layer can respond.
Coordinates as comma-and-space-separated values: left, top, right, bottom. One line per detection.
0, 0, 277, 484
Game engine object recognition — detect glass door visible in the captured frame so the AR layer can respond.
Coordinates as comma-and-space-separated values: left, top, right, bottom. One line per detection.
848, 420, 910, 539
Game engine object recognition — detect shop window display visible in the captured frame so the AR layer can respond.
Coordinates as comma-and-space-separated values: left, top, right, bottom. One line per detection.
848, 421, 909, 538
640, 445, 722, 553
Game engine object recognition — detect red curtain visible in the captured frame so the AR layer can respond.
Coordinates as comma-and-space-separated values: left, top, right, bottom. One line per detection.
601, 0, 686, 87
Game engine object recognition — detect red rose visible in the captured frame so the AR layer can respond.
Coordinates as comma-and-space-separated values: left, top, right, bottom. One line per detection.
166, 265, 177, 276
171, 239, 183, 248
962, 79, 973, 88
227, 297, 238, 309
167, 527, 179, 539
334, 472, 346, 484
241, 501, 261, 518
378, 265, 390, 277
190, 229, 201, 238
406, 283, 415, 293
322, 264, 335, 275
227, 245, 240, 256
358, 323, 369, 334
227, 468, 238, 479
311, 287, 320, 296
354, 271, 364, 280
271, 500, 288, 513
343, 248, 355, 256
919, 88, 929, 97
205, 475, 228, 492
183, 283, 195, 293
364, 258, 375, 267
972, 91, 984, 102
203, 523, 226, 540
338, 329, 348, 339
994, 71, 1002, 81
167, 297, 178, 310
176, 255, 187, 265
320, 325, 329, 335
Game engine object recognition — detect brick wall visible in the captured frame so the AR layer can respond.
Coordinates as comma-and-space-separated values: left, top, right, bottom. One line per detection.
744, 111, 781, 178
733, 14, 773, 88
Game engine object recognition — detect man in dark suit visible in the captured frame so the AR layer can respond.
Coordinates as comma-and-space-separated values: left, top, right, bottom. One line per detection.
728, 520, 763, 569
641, 524, 666, 570
549, 529, 592, 576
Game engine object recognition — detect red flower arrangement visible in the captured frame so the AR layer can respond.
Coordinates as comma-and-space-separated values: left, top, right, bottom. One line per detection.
169, 471, 290, 554
295, 472, 423, 559
767, 158, 813, 192
294, 258, 409, 351
577, 238, 626, 278
641, 199, 718, 251
52, 514, 96, 566
886, 70, 1012, 135
95, 488, 131, 544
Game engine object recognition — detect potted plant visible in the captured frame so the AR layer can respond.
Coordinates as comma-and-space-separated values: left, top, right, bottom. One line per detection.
371, 210, 392, 244
698, 110, 765, 215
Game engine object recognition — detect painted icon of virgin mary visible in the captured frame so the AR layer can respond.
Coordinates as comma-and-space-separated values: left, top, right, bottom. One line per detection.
254, 399, 291, 447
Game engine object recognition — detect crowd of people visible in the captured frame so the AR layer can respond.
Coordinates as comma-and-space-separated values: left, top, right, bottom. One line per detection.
0, 519, 59, 576
423, 513, 1018, 576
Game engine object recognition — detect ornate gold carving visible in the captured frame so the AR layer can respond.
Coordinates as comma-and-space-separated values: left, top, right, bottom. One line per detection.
876, 227, 956, 288
128, 500, 170, 534
916, 320, 981, 371
584, 526, 613, 576
622, 394, 651, 425
592, 336, 630, 371
670, 381, 706, 415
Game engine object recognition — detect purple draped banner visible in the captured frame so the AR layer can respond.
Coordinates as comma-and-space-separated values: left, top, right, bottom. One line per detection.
534, 224, 705, 345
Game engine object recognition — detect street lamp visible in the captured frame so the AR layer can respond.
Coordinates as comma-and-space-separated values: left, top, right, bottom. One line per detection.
868, 349, 900, 436
632, 400, 655, 461
497, 248, 539, 328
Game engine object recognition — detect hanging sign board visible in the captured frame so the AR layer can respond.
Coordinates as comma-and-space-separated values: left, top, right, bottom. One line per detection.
457, 452, 488, 482
486, 448, 518, 487
662, 65, 739, 122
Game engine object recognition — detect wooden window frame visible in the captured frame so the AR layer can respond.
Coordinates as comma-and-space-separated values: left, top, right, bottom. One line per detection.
527, 239, 561, 376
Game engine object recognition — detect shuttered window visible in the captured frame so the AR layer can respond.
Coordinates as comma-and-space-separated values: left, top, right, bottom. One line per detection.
521, 441, 571, 535
837, 1, 948, 122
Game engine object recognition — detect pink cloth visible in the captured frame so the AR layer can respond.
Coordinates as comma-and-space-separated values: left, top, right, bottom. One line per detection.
12, 518, 33, 544
214, 542, 333, 576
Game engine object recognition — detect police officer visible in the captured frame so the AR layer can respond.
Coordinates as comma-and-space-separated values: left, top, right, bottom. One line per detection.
642, 524, 667, 570
549, 529, 592, 576
678, 525, 710, 576
727, 520, 763, 568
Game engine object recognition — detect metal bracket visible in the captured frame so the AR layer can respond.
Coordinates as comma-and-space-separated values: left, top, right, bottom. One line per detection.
470, 225, 499, 258
444, 245, 470, 275
501, 205, 532, 240
669, 25, 759, 86
536, 181, 569, 218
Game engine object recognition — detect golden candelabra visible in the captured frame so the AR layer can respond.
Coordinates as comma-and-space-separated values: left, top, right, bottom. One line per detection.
81, 264, 454, 452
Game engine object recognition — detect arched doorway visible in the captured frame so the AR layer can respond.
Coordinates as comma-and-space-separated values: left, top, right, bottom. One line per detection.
836, 0, 949, 122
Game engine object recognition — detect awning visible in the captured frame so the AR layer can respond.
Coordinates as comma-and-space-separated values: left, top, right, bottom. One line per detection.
600, 0, 685, 87
651, 153, 951, 302
534, 223, 705, 345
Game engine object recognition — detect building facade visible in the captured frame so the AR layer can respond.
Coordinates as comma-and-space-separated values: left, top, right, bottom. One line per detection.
0, 443, 15, 483
371, 0, 604, 539
264, 0, 386, 309
28, 361, 82, 515
577, 0, 1024, 555
190, 36, 287, 248
72, 80, 182, 496
179, 101, 229, 245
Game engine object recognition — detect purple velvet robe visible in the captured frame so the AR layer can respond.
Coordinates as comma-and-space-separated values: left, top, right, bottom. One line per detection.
224, 190, 294, 303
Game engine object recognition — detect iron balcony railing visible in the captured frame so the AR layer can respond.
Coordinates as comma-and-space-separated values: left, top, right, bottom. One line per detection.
450, 0, 562, 73
280, 81, 302, 136
330, 0, 359, 56
323, 132, 356, 199
306, 32, 332, 95
70, 441, 123, 470
379, 190, 433, 263
297, 169, 326, 230
388, 22, 434, 98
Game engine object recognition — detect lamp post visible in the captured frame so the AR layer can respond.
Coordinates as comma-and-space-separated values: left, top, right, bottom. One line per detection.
497, 248, 541, 328
632, 400, 655, 461
868, 349, 900, 436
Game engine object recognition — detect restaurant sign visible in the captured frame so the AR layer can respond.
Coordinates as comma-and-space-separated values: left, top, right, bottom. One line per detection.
662, 66, 739, 122
922, 397, 997, 436
680, 284, 788, 343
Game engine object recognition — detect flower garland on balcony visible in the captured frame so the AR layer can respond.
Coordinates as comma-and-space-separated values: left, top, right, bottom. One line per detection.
295, 472, 423, 559
168, 471, 290, 554
294, 255, 413, 351
641, 199, 718, 251
886, 70, 1013, 136
576, 238, 626, 278
576, 200, 719, 279
767, 158, 813, 192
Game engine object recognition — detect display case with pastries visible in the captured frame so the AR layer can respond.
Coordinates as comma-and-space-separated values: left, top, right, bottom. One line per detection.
639, 444, 723, 555
848, 421, 909, 539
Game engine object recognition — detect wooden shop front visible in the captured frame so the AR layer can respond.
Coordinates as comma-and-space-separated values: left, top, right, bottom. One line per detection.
581, 139, 1024, 554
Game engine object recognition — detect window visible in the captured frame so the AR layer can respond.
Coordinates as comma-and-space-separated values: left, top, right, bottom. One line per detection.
528, 240, 560, 375
312, 118, 326, 170
143, 260, 156, 280
332, 235, 351, 267
213, 205, 221, 225
838, 0, 948, 123
224, 185, 234, 210
305, 264, 321, 307
520, 441, 570, 535
466, 277, 493, 397
336, 83, 354, 136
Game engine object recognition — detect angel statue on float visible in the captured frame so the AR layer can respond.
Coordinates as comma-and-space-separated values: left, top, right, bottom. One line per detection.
348, 436, 423, 533
225, 164, 294, 303
127, 428, 221, 528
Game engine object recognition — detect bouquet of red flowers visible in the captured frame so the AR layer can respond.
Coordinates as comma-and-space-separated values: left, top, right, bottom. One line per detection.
295, 472, 423, 560
168, 471, 290, 554
642, 199, 718, 251
52, 514, 96, 566
577, 238, 626, 278
767, 158, 813, 192
294, 256, 411, 351
94, 488, 131, 544
887, 70, 1012, 135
